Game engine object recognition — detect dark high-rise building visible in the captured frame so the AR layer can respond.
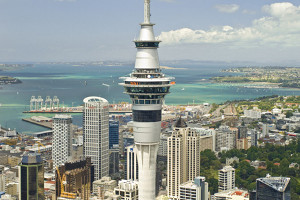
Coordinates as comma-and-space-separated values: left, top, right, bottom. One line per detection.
109, 147, 119, 176
19, 153, 44, 200
256, 175, 291, 200
109, 120, 119, 149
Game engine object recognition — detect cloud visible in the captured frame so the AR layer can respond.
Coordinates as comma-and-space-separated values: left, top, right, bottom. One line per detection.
158, 2, 300, 48
215, 4, 240, 13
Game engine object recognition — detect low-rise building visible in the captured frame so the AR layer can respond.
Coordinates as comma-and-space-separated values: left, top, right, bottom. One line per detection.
114, 180, 138, 200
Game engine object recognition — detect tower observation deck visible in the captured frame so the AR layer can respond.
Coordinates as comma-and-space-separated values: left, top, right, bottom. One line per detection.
119, 0, 174, 199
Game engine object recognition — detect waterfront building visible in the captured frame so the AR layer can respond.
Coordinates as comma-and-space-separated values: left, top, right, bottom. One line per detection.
119, 0, 174, 199
256, 174, 290, 200
19, 153, 44, 200
218, 166, 235, 192
83, 96, 109, 180
179, 177, 209, 200
125, 145, 138, 181
109, 120, 119, 149
167, 118, 201, 199
52, 114, 72, 169
114, 180, 138, 200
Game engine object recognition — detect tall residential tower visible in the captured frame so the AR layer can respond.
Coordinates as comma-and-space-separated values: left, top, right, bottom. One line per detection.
52, 114, 72, 169
83, 96, 109, 180
120, 0, 174, 199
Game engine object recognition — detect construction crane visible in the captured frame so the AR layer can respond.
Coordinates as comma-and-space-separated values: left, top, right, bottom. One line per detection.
56, 167, 77, 199
36, 141, 47, 153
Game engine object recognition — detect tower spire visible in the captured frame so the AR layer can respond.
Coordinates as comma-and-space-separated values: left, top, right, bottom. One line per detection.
144, 0, 150, 24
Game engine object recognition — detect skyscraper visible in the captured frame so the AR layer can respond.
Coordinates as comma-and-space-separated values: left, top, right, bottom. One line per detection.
52, 114, 72, 169
125, 145, 138, 181
19, 153, 44, 200
120, 0, 174, 199
218, 166, 235, 192
83, 96, 109, 180
109, 120, 119, 149
167, 118, 201, 199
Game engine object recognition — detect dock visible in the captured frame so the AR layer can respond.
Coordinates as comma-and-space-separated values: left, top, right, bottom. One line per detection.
22, 118, 52, 129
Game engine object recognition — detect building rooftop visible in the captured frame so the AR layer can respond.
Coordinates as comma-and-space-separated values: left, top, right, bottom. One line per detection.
257, 174, 290, 192
21, 152, 42, 164
213, 189, 249, 199
174, 117, 187, 128
53, 114, 72, 120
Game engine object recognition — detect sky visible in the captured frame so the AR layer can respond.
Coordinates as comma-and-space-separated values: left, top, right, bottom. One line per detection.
1, 0, 300, 65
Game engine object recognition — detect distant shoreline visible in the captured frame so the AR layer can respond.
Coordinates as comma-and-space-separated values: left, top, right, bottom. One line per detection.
160, 66, 187, 70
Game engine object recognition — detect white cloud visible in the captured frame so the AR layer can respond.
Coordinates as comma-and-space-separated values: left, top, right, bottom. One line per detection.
158, 2, 300, 48
215, 4, 240, 13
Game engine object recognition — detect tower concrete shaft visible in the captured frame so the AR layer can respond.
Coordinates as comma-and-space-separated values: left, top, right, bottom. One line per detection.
120, 0, 174, 199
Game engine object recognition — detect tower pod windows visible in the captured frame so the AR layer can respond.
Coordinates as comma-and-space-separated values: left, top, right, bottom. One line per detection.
135, 42, 159, 48
133, 110, 161, 122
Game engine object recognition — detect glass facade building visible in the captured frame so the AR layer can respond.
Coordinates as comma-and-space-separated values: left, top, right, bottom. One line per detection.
19, 153, 44, 200
109, 120, 119, 149
256, 175, 291, 200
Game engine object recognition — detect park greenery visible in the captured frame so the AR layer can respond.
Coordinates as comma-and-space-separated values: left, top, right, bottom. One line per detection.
201, 140, 300, 199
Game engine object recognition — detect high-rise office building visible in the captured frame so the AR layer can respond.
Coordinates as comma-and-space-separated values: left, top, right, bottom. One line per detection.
119, 0, 174, 199
179, 177, 209, 200
83, 96, 109, 180
52, 114, 72, 169
109, 120, 119, 149
55, 158, 92, 200
19, 153, 44, 200
109, 147, 119, 176
218, 166, 235, 192
256, 174, 291, 200
167, 118, 201, 199
125, 145, 138, 181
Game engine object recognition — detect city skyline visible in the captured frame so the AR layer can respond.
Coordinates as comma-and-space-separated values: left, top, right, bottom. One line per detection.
1, 0, 300, 65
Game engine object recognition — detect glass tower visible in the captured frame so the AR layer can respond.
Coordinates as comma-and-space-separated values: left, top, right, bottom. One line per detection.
19, 152, 44, 200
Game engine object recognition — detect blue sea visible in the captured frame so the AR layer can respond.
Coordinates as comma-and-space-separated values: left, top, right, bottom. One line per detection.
0, 64, 300, 134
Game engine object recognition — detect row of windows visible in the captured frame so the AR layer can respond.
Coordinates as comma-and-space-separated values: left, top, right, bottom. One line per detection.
133, 99, 161, 105
133, 110, 161, 122
125, 87, 169, 94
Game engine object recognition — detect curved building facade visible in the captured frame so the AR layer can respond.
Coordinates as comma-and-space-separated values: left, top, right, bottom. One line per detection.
83, 96, 109, 180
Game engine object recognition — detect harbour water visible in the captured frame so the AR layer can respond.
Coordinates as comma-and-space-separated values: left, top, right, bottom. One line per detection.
0, 64, 300, 134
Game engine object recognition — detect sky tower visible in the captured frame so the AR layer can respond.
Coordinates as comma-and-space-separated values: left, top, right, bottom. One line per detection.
120, 0, 174, 199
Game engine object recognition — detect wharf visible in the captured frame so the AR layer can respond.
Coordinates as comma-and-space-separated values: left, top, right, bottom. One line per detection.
23, 109, 132, 114
22, 118, 52, 129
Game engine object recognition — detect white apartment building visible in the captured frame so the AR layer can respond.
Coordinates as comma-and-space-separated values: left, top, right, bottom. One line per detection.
167, 118, 201, 199
244, 109, 261, 119
83, 96, 109, 180
52, 114, 72, 168
215, 126, 236, 152
114, 180, 138, 200
179, 177, 209, 200
218, 166, 235, 192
